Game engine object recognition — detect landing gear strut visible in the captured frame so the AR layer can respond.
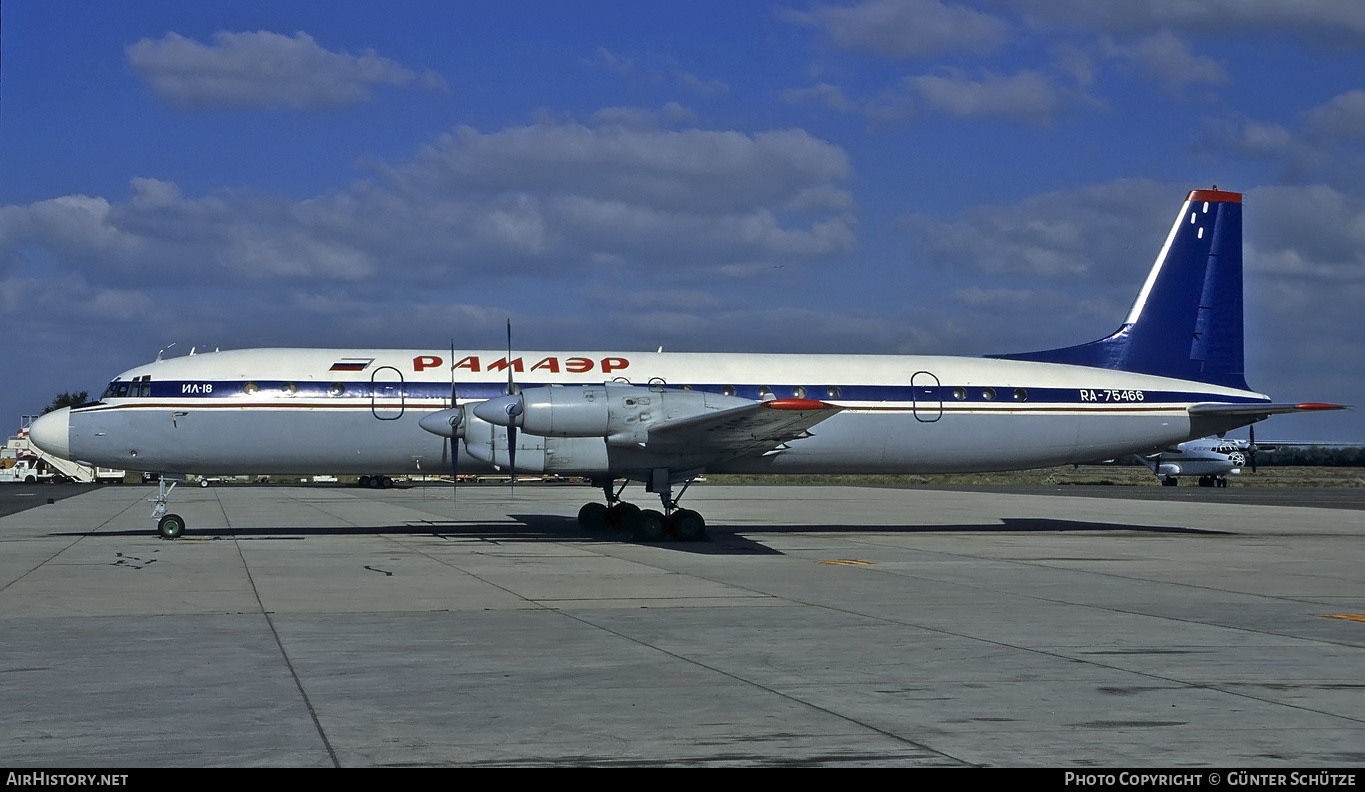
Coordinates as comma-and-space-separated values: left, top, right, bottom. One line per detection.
151, 477, 185, 539
577, 475, 709, 542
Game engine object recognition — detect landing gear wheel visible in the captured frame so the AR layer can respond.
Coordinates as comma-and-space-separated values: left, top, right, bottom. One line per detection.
359, 476, 372, 488
1162, 477, 1178, 487
632, 509, 666, 542
199, 479, 210, 488
578, 502, 608, 533
157, 513, 186, 540
605, 502, 640, 531
669, 509, 708, 542
381, 476, 394, 488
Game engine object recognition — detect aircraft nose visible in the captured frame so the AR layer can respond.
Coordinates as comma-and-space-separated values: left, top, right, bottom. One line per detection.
28, 408, 71, 459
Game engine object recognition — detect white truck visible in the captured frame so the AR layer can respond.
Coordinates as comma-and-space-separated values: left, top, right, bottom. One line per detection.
0, 458, 49, 483
4, 417, 126, 484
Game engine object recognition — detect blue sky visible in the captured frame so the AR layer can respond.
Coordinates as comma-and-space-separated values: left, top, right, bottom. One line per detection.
3, 1, 1363, 443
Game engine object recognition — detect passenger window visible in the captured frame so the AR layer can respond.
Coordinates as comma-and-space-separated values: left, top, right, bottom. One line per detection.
243, 382, 260, 395
329, 383, 346, 396
982, 387, 997, 401
722, 385, 736, 397
953, 387, 967, 401
793, 386, 807, 399
758, 386, 774, 400
1013, 388, 1027, 402
826, 385, 841, 398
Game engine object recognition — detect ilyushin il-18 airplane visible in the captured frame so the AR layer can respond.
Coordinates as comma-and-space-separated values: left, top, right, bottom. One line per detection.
29, 188, 1345, 540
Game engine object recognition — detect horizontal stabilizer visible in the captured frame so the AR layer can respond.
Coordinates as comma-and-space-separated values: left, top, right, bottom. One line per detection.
1187, 402, 1348, 417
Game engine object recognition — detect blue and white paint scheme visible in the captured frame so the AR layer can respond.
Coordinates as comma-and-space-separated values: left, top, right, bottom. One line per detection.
28, 189, 1344, 540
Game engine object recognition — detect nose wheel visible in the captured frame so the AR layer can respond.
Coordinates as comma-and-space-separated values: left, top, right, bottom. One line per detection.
157, 513, 186, 539
150, 477, 187, 539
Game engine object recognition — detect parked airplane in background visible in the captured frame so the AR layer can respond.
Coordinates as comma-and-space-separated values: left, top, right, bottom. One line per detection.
29, 188, 1345, 540
1136, 436, 1269, 488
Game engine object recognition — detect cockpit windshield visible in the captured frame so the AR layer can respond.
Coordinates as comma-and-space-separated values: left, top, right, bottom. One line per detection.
102, 376, 152, 399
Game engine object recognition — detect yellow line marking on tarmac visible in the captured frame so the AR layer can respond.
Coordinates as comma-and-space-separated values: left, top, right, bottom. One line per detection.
1323, 614, 1365, 622
821, 559, 872, 566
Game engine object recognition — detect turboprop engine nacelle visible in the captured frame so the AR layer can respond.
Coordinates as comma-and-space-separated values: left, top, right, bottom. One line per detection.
461, 408, 619, 474
472, 383, 752, 445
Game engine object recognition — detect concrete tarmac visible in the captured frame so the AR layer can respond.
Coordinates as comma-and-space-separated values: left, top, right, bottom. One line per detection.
2, 482, 1363, 767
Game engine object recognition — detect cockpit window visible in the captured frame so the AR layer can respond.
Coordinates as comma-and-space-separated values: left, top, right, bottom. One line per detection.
114, 383, 130, 398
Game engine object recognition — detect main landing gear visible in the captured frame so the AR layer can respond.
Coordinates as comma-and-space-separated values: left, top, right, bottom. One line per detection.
576, 477, 709, 542
358, 475, 396, 489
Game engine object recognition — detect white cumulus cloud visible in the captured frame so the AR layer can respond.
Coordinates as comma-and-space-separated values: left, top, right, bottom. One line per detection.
126, 30, 438, 110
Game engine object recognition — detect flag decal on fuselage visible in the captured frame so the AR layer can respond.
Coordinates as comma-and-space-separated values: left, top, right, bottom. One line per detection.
329, 358, 375, 372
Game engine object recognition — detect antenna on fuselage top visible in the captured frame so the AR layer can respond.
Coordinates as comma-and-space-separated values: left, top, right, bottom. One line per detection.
155, 343, 176, 362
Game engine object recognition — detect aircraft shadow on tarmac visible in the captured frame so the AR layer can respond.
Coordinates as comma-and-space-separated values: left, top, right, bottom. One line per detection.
57, 516, 1228, 556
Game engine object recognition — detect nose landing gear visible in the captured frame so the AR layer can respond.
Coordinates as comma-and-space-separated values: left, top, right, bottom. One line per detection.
150, 477, 185, 539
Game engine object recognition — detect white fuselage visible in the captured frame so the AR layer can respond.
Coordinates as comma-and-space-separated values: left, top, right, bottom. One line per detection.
39, 346, 1268, 478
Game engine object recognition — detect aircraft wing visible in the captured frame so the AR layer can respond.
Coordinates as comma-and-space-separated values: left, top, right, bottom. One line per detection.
1188, 402, 1348, 417
644, 398, 843, 456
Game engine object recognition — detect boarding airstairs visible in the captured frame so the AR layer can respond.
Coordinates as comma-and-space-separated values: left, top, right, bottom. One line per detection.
2, 416, 125, 483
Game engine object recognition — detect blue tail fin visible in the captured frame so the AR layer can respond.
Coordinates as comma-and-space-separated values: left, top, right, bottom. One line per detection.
994, 189, 1249, 391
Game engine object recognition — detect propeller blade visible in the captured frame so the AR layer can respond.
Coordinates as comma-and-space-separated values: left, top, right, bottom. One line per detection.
450, 340, 459, 497
506, 319, 515, 396
506, 319, 517, 490
1249, 424, 1257, 473
449, 435, 459, 490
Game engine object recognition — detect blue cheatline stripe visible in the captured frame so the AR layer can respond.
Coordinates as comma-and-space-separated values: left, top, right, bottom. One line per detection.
117, 380, 1268, 406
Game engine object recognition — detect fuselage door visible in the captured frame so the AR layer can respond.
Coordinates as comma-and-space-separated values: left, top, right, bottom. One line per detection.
911, 370, 942, 423
371, 366, 405, 420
